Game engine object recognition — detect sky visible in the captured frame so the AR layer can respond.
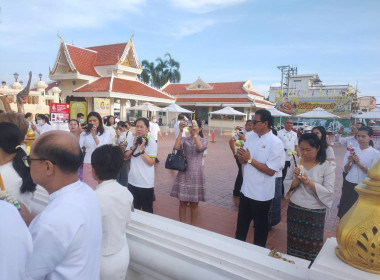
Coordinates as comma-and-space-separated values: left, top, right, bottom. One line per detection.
0, 0, 379, 98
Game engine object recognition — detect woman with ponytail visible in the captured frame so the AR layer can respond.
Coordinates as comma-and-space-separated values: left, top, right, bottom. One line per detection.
284, 133, 335, 261
0, 122, 36, 212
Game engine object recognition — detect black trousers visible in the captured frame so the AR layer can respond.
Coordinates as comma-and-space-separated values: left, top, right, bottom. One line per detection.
281, 160, 291, 195
233, 158, 243, 195
128, 184, 154, 213
235, 194, 272, 247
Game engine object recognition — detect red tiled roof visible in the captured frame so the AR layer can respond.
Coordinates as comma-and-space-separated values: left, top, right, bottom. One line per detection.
87, 43, 128, 66
176, 98, 252, 103
74, 78, 174, 100
164, 82, 248, 95
112, 79, 174, 100
249, 90, 264, 97
255, 99, 275, 105
75, 77, 111, 92
66, 45, 100, 77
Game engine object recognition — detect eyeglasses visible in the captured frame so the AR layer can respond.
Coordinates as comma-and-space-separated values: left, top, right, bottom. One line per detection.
22, 155, 56, 167
252, 120, 263, 125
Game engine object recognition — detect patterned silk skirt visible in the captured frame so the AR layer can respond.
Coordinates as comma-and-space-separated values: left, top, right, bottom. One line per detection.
287, 202, 326, 261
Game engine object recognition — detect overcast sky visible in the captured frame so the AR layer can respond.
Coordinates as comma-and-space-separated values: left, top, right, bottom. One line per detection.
0, 0, 379, 98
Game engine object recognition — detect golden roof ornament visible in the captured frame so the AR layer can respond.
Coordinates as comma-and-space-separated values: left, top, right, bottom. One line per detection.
57, 32, 64, 44
335, 159, 380, 274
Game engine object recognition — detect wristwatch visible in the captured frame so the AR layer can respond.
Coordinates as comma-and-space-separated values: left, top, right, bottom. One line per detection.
247, 158, 253, 164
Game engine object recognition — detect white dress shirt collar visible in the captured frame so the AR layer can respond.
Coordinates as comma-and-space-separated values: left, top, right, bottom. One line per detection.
49, 180, 81, 202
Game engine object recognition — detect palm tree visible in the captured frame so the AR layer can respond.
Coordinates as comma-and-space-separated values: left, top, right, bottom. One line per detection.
164, 53, 181, 83
140, 53, 181, 88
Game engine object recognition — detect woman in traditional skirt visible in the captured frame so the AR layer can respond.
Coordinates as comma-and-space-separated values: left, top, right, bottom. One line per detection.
170, 119, 208, 225
284, 133, 335, 261
337, 126, 380, 218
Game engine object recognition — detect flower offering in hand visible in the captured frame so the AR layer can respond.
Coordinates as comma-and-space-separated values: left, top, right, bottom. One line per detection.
288, 149, 298, 168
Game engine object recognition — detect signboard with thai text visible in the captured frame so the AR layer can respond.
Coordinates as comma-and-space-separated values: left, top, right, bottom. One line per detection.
70, 101, 88, 121
50, 103, 70, 122
275, 96, 352, 119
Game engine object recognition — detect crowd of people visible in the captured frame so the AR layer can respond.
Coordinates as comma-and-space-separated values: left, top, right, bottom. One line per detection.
0, 108, 379, 279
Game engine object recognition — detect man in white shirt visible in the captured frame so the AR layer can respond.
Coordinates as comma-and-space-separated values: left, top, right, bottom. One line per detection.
0, 200, 33, 280
26, 131, 102, 280
277, 118, 299, 196
149, 115, 163, 163
174, 114, 187, 138
236, 110, 284, 247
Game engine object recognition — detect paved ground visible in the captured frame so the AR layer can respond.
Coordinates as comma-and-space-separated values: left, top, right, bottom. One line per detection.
151, 129, 345, 254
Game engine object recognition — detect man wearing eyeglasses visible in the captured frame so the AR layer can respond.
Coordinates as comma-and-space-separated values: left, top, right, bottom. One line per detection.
235, 110, 284, 247
25, 131, 102, 280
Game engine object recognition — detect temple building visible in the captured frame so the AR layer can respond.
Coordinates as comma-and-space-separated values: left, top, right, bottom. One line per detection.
162, 77, 274, 127
48, 37, 175, 119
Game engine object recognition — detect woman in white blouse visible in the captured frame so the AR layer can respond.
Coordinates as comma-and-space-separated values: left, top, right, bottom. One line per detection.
337, 126, 380, 218
115, 121, 134, 187
92, 144, 133, 280
0, 122, 36, 213
80, 112, 110, 189
31, 114, 52, 137
284, 133, 335, 261
312, 126, 335, 162
104, 115, 116, 144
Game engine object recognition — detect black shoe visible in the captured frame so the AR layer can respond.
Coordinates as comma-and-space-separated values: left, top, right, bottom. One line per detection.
155, 158, 160, 163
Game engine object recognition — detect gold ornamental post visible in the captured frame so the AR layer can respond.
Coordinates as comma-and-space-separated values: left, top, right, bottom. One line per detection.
24, 128, 35, 155
335, 159, 380, 274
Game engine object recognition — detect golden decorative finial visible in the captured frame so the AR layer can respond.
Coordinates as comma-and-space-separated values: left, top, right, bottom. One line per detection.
57, 32, 64, 44
130, 31, 135, 42
335, 158, 380, 274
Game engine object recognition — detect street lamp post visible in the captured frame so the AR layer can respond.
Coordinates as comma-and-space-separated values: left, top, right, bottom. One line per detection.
39, 73, 43, 81
13, 72, 19, 82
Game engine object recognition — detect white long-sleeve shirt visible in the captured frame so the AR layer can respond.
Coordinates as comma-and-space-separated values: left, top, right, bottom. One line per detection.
26, 180, 102, 280
95, 180, 133, 256
34, 123, 52, 137
80, 130, 110, 164
0, 201, 33, 280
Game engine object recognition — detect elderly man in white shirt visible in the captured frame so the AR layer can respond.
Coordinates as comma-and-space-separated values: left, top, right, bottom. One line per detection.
277, 118, 299, 195
236, 110, 284, 247
26, 131, 102, 280
0, 200, 33, 280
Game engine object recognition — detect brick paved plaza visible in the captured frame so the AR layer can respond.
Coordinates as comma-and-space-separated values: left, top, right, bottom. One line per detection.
151, 129, 345, 254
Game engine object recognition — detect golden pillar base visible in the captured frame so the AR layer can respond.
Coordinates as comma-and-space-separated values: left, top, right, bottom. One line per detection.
335, 160, 380, 274
25, 128, 35, 155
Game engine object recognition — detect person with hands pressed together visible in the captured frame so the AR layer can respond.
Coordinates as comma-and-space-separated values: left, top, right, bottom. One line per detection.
170, 119, 208, 225
235, 110, 284, 247
124, 118, 157, 213
337, 126, 380, 218
284, 133, 335, 261
80, 112, 110, 189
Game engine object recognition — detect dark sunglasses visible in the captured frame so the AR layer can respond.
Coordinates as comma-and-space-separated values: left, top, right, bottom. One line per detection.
252, 120, 263, 125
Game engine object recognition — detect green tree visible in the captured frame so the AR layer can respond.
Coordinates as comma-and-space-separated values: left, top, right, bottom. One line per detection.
140, 53, 181, 88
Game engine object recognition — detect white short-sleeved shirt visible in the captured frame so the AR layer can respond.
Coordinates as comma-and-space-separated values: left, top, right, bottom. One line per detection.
105, 126, 116, 144
26, 180, 102, 280
241, 131, 284, 201
326, 145, 335, 160
117, 130, 133, 146
340, 136, 359, 148
79, 129, 111, 164
128, 136, 157, 188
174, 121, 186, 138
277, 129, 298, 161
344, 146, 380, 184
34, 123, 52, 137
0, 200, 33, 280
0, 162, 33, 212
149, 122, 160, 141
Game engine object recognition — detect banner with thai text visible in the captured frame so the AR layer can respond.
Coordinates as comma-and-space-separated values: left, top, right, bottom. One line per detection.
70, 101, 88, 121
275, 96, 352, 119
94, 98, 111, 118
50, 103, 70, 122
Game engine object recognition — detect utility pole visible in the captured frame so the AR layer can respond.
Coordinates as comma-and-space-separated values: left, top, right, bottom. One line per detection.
277, 65, 297, 97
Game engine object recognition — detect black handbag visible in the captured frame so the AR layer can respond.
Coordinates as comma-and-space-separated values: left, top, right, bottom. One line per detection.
165, 149, 188, 171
